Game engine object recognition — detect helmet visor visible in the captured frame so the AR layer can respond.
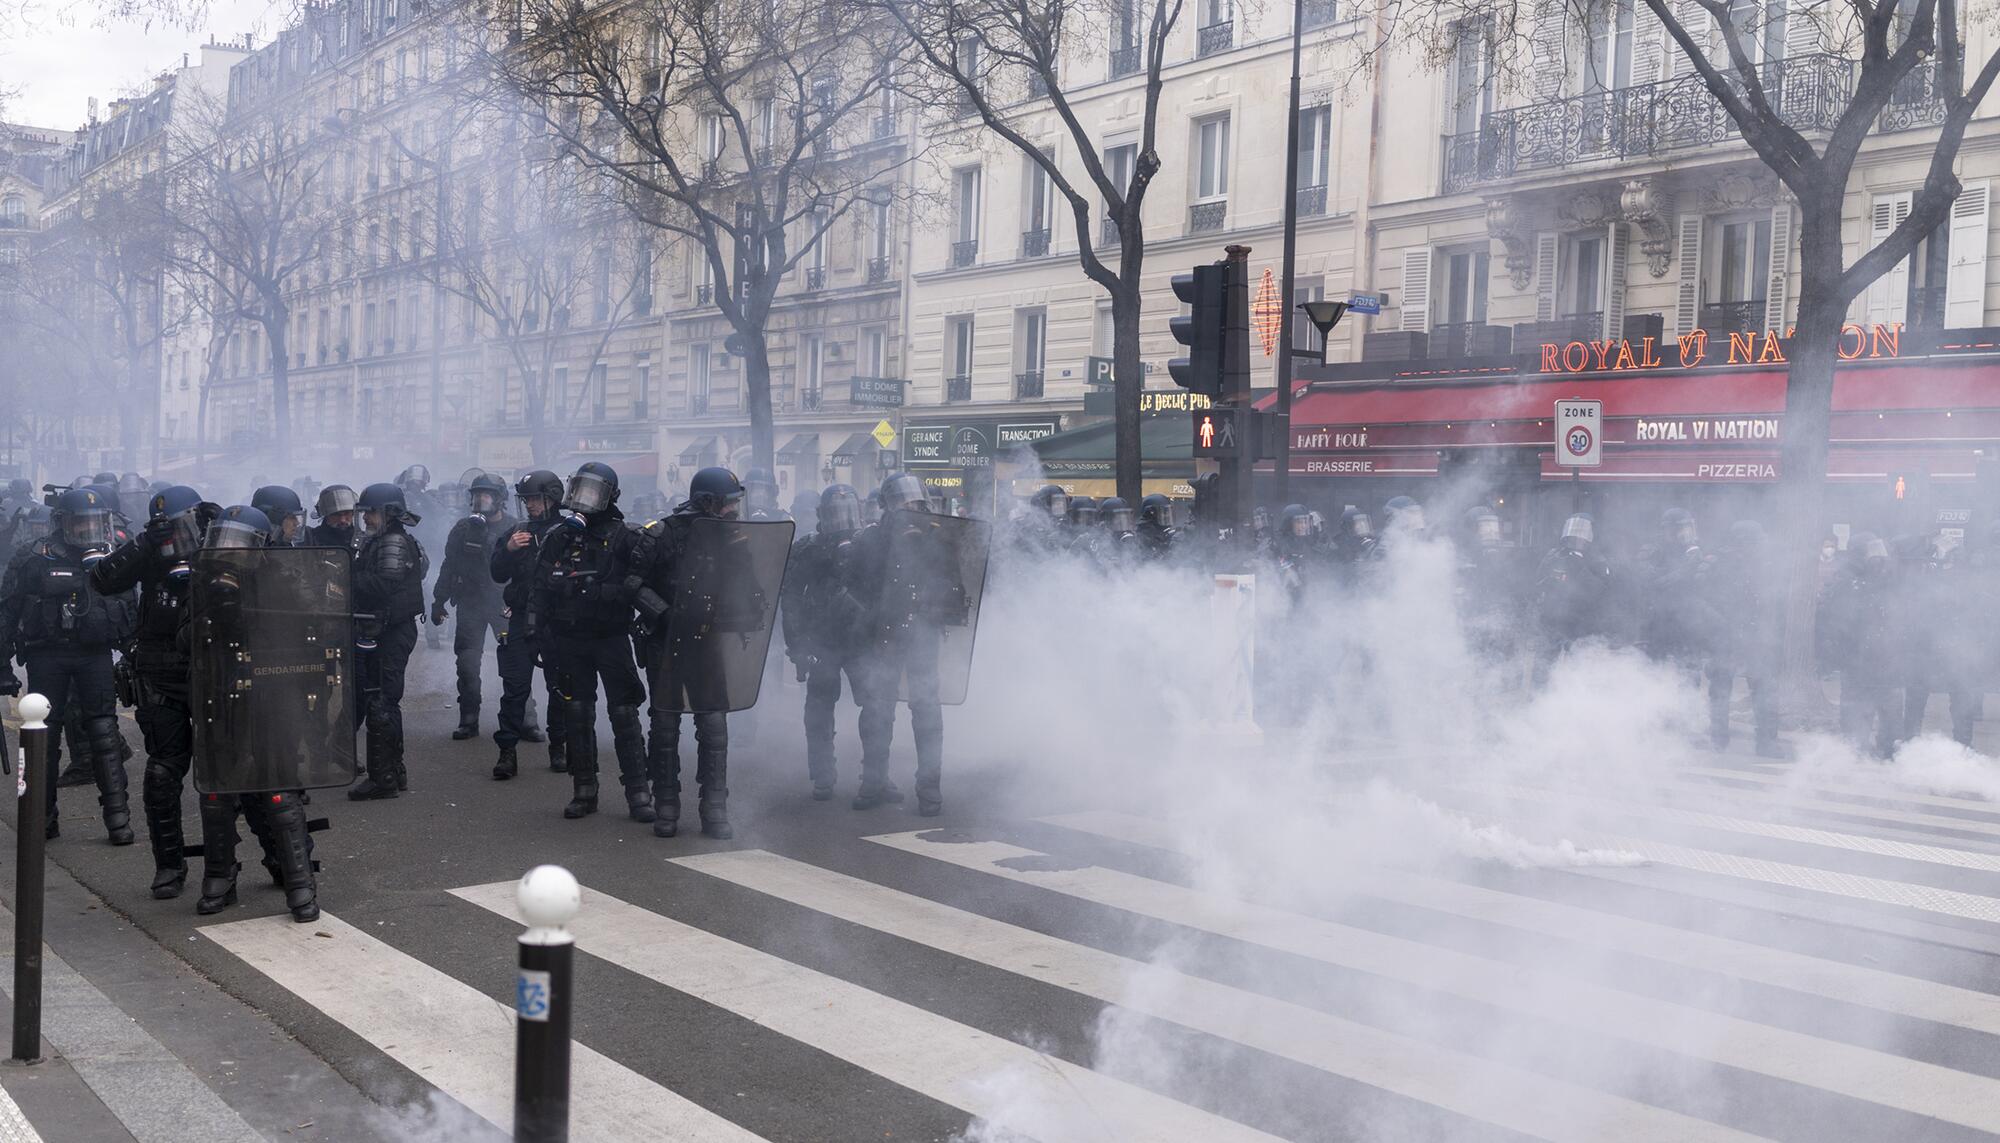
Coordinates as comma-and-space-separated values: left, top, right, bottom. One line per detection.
206, 518, 267, 550
315, 487, 358, 520
820, 496, 861, 533
1106, 506, 1136, 532
161, 512, 205, 558
469, 489, 502, 515
880, 477, 928, 513
565, 471, 616, 513
1045, 492, 1070, 519
1863, 537, 1890, 561
1392, 505, 1425, 532
1289, 514, 1312, 537
1476, 517, 1501, 544
1348, 513, 1372, 538
1670, 521, 1697, 546
62, 511, 111, 548
1561, 515, 1594, 543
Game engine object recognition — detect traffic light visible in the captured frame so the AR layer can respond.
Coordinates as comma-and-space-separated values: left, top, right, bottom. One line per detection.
1170, 263, 1226, 397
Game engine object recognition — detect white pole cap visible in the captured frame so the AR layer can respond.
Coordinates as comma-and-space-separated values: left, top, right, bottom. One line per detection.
17, 693, 50, 730
517, 864, 580, 942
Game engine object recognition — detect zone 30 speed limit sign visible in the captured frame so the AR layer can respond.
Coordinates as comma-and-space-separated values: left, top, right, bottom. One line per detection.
1554, 399, 1603, 467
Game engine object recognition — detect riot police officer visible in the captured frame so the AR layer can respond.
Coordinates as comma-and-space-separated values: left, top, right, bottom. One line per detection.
90, 485, 214, 896
1636, 507, 1720, 670
1702, 520, 1785, 756
1135, 494, 1179, 560
304, 484, 360, 550
397, 465, 448, 650
1532, 514, 1614, 687
1018, 485, 1070, 556
1332, 507, 1377, 566
531, 462, 652, 822
116, 472, 150, 524
186, 506, 321, 922
0, 486, 137, 842
635, 467, 762, 838
1820, 533, 1902, 757
433, 473, 514, 741
347, 483, 428, 799
744, 467, 788, 521
251, 485, 306, 546
1274, 504, 1317, 608
782, 484, 868, 800
489, 470, 567, 779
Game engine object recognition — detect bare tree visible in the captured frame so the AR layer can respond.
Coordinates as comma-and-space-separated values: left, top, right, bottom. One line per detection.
161, 90, 344, 462
889, 0, 1187, 503
158, 238, 253, 480
411, 100, 661, 464
1387, 0, 2000, 691
483, 0, 917, 472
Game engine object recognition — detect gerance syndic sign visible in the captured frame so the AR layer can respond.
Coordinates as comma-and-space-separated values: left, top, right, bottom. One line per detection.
1538, 322, 1904, 375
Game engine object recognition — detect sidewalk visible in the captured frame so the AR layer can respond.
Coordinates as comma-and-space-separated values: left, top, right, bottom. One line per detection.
0, 816, 398, 1143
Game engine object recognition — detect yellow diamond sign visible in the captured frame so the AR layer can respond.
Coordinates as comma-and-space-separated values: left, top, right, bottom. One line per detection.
871, 419, 897, 449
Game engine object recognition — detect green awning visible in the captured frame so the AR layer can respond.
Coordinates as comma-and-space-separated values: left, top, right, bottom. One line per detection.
1024, 416, 1192, 477
776, 433, 819, 462
830, 431, 876, 461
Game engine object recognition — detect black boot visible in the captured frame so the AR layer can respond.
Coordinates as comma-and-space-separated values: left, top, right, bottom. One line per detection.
452, 708, 478, 740
493, 744, 518, 780
347, 775, 398, 799
267, 793, 320, 923
610, 704, 650, 822
696, 739, 731, 840
851, 782, 905, 810
195, 796, 239, 915
652, 781, 681, 838
563, 779, 599, 819
54, 758, 94, 788
625, 786, 656, 823
142, 760, 188, 898
548, 741, 568, 772
352, 702, 399, 799
89, 718, 133, 846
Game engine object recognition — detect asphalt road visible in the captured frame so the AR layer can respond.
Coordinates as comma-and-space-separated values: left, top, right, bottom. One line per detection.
28, 640, 2000, 1142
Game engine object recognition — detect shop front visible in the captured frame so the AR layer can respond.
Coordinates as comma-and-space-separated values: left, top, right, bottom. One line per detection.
1010, 409, 1198, 500
901, 415, 1062, 516
1277, 325, 2000, 550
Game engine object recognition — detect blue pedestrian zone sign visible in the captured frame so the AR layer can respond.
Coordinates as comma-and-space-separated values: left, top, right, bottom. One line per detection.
516, 968, 552, 1022
1347, 291, 1385, 315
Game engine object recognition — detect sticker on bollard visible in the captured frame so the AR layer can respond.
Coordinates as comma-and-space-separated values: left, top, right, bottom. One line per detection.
516, 969, 552, 1021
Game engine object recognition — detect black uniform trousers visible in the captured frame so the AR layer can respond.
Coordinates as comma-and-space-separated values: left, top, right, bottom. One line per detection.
453, 606, 504, 718
25, 646, 122, 833
134, 681, 194, 872
494, 631, 567, 752
802, 655, 861, 787
359, 618, 418, 786
548, 634, 647, 790
856, 629, 945, 805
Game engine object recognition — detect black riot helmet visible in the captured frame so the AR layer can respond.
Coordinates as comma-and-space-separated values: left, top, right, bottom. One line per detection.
313, 483, 359, 522
357, 482, 414, 533
1561, 513, 1595, 547
1280, 503, 1313, 539
396, 463, 432, 491
744, 466, 779, 512
52, 486, 114, 550
468, 472, 508, 516
148, 485, 209, 558
1340, 506, 1372, 539
1029, 484, 1070, 521
5, 478, 30, 501
1138, 493, 1175, 529
818, 484, 862, 535
117, 472, 147, 496
1662, 507, 1697, 547
878, 472, 929, 514
514, 470, 563, 517
206, 505, 273, 550
1066, 496, 1099, 528
92, 471, 118, 487
251, 484, 306, 541
1099, 496, 1136, 534
1465, 505, 1501, 548
564, 461, 620, 514
688, 466, 746, 518
1383, 495, 1424, 532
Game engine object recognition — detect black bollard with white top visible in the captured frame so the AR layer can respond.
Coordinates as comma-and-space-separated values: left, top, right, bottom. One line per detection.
11, 693, 50, 1064
513, 864, 578, 1142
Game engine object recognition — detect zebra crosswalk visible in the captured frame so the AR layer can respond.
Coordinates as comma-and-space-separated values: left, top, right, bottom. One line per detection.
194, 757, 2000, 1142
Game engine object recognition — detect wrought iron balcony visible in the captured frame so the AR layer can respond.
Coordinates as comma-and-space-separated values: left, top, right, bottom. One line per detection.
1100, 216, 1121, 247
1301, 0, 1337, 28
800, 386, 823, 411
805, 266, 826, 289
1881, 60, 1948, 132
1698, 300, 1764, 337
1021, 227, 1051, 257
946, 374, 972, 402
1109, 44, 1141, 78
1197, 21, 1233, 56
696, 283, 714, 304
1296, 183, 1327, 216
1440, 54, 1853, 193
1026, 72, 1048, 99
1189, 200, 1226, 233
867, 256, 891, 283
1515, 312, 1604, 346
1015, 370, 1045, 399
690, 392, 710, 415
1427, 321, 1512, 358
873, 113, 898, 139
950, 239, 979, 268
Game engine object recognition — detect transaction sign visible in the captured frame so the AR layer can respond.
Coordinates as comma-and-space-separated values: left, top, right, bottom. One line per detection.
1555, 399, 1603, 468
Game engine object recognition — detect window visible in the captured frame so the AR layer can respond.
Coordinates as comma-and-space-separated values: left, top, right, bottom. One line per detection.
1439, 248, 1490, 324
702, 113, 726, 162
590, 362, 608, 422
1296, 105, 1331, 188
594, 248, 612, 322
801, 334, 823, 398
364, 302, 378, 353
807, 208, 829, 274
1726, 0, 1788, 62
947, 316, 975, 383
1579, 0, 1635, 93
1446, 21, 1495, 135
552, 365, 570, 421
861, 326, 886, 376
1560, 233, 1605, 317
1201, 0, 1231, 26
0, 196, 23, 227
955, 167, 982, 241
1105, 142, 1137, 200
870, 197, 892, 263
1195, 115, 1231, 201
1293, 279, 1325, 353
1024, 151, 1054, 243
690, 344, 713, 408
636, 355, 653, 416
754, 97, 776, 157
384, 298, 398, 352
1016, 308, 1046, 375
1711, 216, 1772, 305
1094, 303, 1115, 357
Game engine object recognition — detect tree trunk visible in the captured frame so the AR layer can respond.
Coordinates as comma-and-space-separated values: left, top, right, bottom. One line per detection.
1774, 202, 1847, 721
1110, 280, 1144, 504
265, 301, 292, 462
743, 331, 775, 476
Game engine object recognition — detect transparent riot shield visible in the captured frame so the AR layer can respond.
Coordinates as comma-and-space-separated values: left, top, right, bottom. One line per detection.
190, 546, 358, 793
653, 517, 795, 713
879, 511, 991, 706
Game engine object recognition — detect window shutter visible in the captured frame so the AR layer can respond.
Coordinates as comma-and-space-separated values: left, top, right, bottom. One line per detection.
1784, 0, 1819, 57
1945, 181, 1990, 328
1863, 191, 1913, 325
1671, 0, 1710, 76
1633, 3, 1666, 84
1604, 223, 1630, 338
1401, 247, 1433, 332
1764, 202, 1793, 333
1534, 233, 1560, 322
1530, 0, 1565, 99
1673, 213, 1704, 338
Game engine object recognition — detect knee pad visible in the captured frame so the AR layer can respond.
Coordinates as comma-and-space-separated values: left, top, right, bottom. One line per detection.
141, 759, 184, 806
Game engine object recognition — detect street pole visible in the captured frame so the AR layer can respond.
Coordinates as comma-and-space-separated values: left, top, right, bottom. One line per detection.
11, 693, 51, 1064
1273, 0, 1305, 503
514, 864, 578, 1143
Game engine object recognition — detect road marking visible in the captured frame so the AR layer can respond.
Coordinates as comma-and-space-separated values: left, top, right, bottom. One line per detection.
201, 912, 764, 1143
1675, 764, 2000, 817
868, 830, 2000, 1133
1043, 810, 2000, 1038
0, 1086, 39, 1143
452, 880, 1282, 1143
1475, 785, 2000, 874
673, 849, 1758, 1143
1544, 776, 2000, 842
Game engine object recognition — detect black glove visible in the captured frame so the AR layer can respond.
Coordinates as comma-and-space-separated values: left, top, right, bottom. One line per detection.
0, 670, 21, 697
143, 517, 174, 547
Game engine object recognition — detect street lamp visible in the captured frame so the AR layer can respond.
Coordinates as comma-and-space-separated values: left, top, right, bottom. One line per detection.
1296, 300, 1349, 361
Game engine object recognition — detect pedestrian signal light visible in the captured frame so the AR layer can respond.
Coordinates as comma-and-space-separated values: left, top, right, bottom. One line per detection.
1894, 475, 1907, 500
1169, 263, 1226, 397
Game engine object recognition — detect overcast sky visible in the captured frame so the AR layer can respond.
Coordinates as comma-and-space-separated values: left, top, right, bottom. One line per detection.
4, 0, 286, 129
